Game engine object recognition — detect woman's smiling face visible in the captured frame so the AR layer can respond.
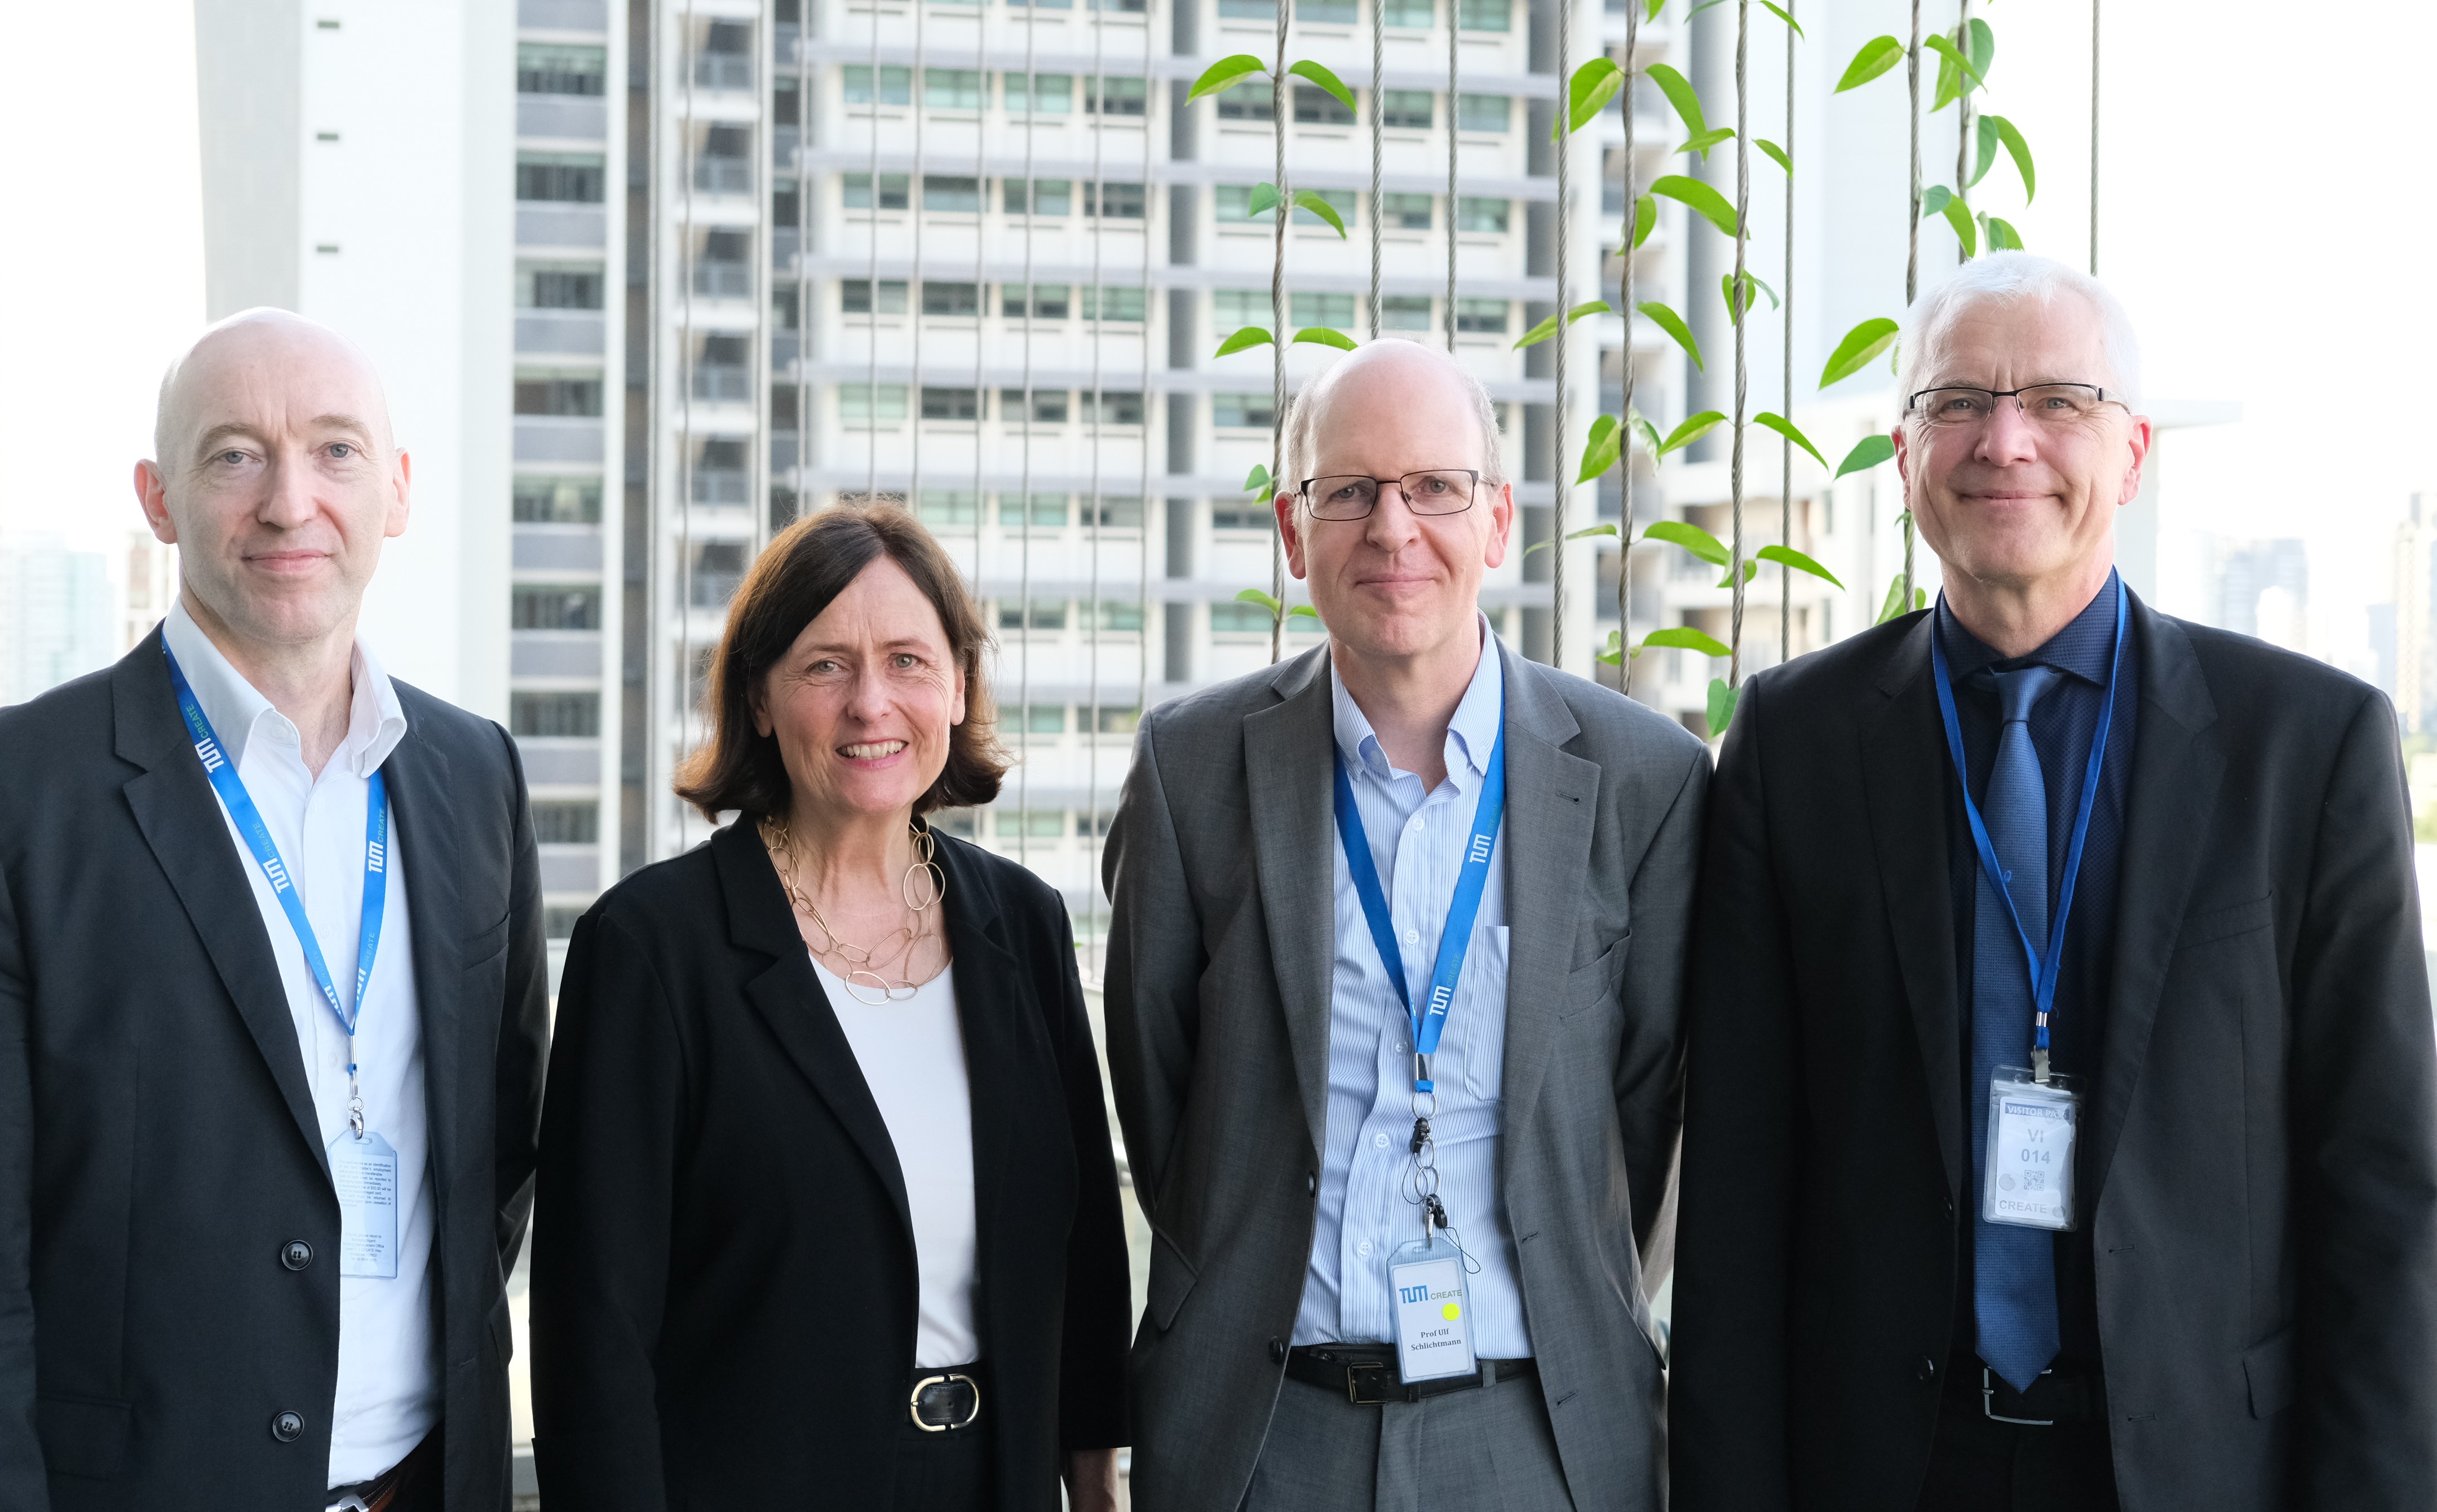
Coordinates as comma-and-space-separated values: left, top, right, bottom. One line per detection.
752, 556, 967, 825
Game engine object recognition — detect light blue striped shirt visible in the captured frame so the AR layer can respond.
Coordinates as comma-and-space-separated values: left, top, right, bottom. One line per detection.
1292, 621, 1528, 1357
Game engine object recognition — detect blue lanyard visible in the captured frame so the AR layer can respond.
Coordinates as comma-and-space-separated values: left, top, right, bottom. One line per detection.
163, 636, 389, 1066
1330, 696, 1505, 1096
1929, 576, 2125, 1065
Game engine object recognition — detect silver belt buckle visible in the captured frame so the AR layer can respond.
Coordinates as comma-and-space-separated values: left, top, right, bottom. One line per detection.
1981, 1367, 2056, 1426
909, 1371, 982, 1433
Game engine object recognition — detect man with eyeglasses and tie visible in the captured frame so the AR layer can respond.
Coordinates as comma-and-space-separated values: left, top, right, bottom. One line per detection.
1104, 338, 1707, 1510
1670, 251, 2437, 1512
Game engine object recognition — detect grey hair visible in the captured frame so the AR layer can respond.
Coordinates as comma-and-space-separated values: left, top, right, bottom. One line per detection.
1279, 337, 1505, 496
1897, 250, 2143, 413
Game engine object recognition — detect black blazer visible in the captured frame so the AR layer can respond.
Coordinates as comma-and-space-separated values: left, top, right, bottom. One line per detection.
1670, 597, 2437, 1511
529, 820, 1129, 1510
0, 635, 550, 1511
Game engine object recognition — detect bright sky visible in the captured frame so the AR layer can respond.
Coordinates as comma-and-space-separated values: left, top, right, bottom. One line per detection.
2, 1, 2428, 662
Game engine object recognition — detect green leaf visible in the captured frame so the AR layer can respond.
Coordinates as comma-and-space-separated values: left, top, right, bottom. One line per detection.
1293, 326, 1357, 350
1969, 114, 2001, 189
1187, 54, 1269, 103
1212, 325, 1276, 357
1925, 33, 1986, 87
1642, 626, 1733, 657
1721, 270, 1780, 325
1834, 35, 1904, 94
1644, 64, 1709, 140
1636, 300, 1705, 372
1286, 604, 1322, 620
1646, 0, 1663, 18
1630, 193, 1657, 250
1660, 410, 1727, 456
1644, 518, 1729, 565
1649, 174, 1740, 237
1984, 214, 2024, 251
1714, 559, 1760, 589
1753, 411, 1826, 468
1242, 463, 1273, 496
1755, 136, 1792, 175
1576, 415, 1623, 482
1967, 16, 1995, 75
1286, 60, 1357, 117
1675, 126, 1737, 159
1940, 193, 1977, 257
1512, 299, 1613, 350
1834, 432, 1895, 478
1757, 0, 1803, 37
1921, 183, 1953, 217
1683, 0, 1724, 17
1874, 572, 1909, 626
1246, 181, 1281, 218
1523, 523, 1621, 558
1631, 412, 1664, 458
1707, 677, 1740, 735
1756, 543, 1844, 590
1599, 628, 1626, 666
1558, 57, 1626, 139
1234, 587, 1283, 618
1292, 188, 1348, 238
1986, 113, 2036, 202
1820, 316, 1900, 388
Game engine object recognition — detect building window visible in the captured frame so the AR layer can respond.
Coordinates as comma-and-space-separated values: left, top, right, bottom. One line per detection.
696, 20, 754, 89
1003, 284, 1072, 320
841, 278, 910, 315
1079, 391, 1145, 426
999, 603, 1070, 633
691, 334, 750, 401
773, 288, 801, 331
1005, 178, 1073, 215
842, 64, 912, 105
1382, 295, 1434, 330
840, 383, 910, 422
771, 383, 800, 428
1213, 288, 1272, 331
1458, 0, 1510, 30
999, 494, 1069, 528
514, 375, 603, 417
842, 173, 910, 211
1382, 0, 1434, 26
925, 68, 983, 109
773, 178, 800, 224
1092, 601, 1147, 632
1080, 285, 1146, 321
1457, 93, 1511, 132
543, 905, 588, 939
998, 390, 1070, 425
922, 175, 981, 212
921, 281, 981, 316
1455, 196, 1511, 233
511, 692, 600, 738
1213, 393, 1276, 429
518, 263, 604, 309
1292, 188, 1355, 227
994, 808, 1068, 838
1454, 298, 1510, 334
1292, 84, 1356, 126
516, 153, 605, 203
1084, 182, 1147, 219
773, 79, 802, 127
689, 541, 749, 606
1379, 90, 1433, 129
1211, 503, 1271, 532
921, 387, 981, 420
518, 43, 607, 96
919, 490, 979, 528
691, 440, 749, 504
1209, 602, 1276, 634
513, 476, 603, 523
1215, 80, 1273, 122
1291, 291, 1356, 329
1087, 497, 1146, 529
532, 801, 601, 845
1379, 193, 1434, 232
512, 585, 600, 631
1006, 72, 1074, 113
1218, 0, 1276, 17
1086, 77, 1148, 115
1298, 0, 1356, 21
693, 124, 752, 193
1093, 705, 1143, 733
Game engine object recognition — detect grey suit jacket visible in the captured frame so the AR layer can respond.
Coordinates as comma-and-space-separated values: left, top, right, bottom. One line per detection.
1103, 638, 1710, 1511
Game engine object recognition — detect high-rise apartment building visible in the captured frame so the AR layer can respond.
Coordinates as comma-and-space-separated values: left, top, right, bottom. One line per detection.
0, 534, 114, 705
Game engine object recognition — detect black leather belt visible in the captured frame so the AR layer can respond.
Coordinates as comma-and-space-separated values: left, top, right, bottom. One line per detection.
1949, 1359, 2107, 1425
1285, 1343, 1535, 1405
908, 1361, 986, 1432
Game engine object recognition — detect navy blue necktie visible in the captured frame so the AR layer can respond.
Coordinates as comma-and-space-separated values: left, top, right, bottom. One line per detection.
1971, 664, 2062, 1391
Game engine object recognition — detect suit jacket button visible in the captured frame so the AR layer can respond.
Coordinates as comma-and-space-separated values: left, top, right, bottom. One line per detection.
271, 1411, 305, 1443
1306, 1171, 1316, 1196
1918, 1358, 1938, 1383
1270, 1338, 1286, 1363
281, 1241, 313, 1271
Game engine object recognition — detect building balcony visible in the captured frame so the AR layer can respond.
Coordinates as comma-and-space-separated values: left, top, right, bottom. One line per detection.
515, 310, 606, 356
693, 156, 753, 194
517, 95, 607, 141
516, 203, 606, 249
518, 0, 606, 30
693, 53, 754, 92
514, 417, 605, 465
513, 527, 605, 573
512, 631, 605, 679
691, 364, 751, 402
693, 260, 752, 298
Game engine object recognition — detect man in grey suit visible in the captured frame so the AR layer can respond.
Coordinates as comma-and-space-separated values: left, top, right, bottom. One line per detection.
1103, 339, 1708, 1511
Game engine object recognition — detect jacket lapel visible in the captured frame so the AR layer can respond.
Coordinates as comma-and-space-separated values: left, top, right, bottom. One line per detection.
1484, 644, 1600, 1139
1862, 613, 1968, 1205
716, 823, 915, 1241
381, 722, 466, 1236
2088, 600, 2221, 1197
112, 639, 330, 1165
932, 837, 1030, 1340
1242, 647, 1339, 1159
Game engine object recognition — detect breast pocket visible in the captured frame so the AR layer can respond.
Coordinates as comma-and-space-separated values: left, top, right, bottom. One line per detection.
1452, 925, 1511, 1102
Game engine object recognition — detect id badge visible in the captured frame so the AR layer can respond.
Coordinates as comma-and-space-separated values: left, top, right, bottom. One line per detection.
328, 1131, 400, 1279
1982, 1069, 2078, 1232
1387, 1233, 1476, 1384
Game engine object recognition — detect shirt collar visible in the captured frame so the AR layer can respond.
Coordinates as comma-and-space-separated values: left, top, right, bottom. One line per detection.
1330, 613, 1505, 788
163, 597, 410, 778
1935, 567, 2121, 688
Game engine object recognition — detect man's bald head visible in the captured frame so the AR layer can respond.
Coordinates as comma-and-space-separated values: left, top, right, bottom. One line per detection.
1281, 338, 1504, 493
153, 308, 396, 468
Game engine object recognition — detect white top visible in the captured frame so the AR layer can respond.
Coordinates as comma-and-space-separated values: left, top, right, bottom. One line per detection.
813, 956, 982, 1369
163, 600, 438, 1486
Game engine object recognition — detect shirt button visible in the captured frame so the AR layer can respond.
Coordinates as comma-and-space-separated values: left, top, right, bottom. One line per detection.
1356, 1240, 1374, 1258
271, 1410, 305, 1443
1398, 1042, 1410, 1054
1403, 929, 1420, 947
1408, 818, 1423, 833
1372, 1132, 1390, 1150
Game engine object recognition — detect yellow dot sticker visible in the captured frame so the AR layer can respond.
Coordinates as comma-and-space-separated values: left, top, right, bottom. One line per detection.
1441, 1302, 1462, 1321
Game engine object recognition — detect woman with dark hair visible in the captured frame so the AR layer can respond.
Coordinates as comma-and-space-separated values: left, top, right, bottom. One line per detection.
530, 505, 1129, 1511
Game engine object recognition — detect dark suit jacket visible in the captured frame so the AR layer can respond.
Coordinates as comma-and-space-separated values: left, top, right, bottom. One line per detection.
528, 820, 1130, 1511
0, 634, 551, 1511
1670, 596, 2437, 1511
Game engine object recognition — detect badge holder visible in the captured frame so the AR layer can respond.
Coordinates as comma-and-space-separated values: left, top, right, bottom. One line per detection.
1387, 1230, 1476, 1385
1982, 1068, 2078, 1232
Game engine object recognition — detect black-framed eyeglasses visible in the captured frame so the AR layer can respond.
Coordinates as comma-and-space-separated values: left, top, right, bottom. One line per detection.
1904, 383, 2128, 427
1298, 468, 1481, 521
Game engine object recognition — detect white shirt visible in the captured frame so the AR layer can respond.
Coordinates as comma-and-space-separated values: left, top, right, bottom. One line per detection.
815, 957, 982, 1368
162, 601, 438, 1486
1293, 616, 1531, 1357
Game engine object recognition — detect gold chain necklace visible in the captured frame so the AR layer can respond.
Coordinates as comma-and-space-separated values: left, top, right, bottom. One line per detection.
759, 816, 948, 1006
